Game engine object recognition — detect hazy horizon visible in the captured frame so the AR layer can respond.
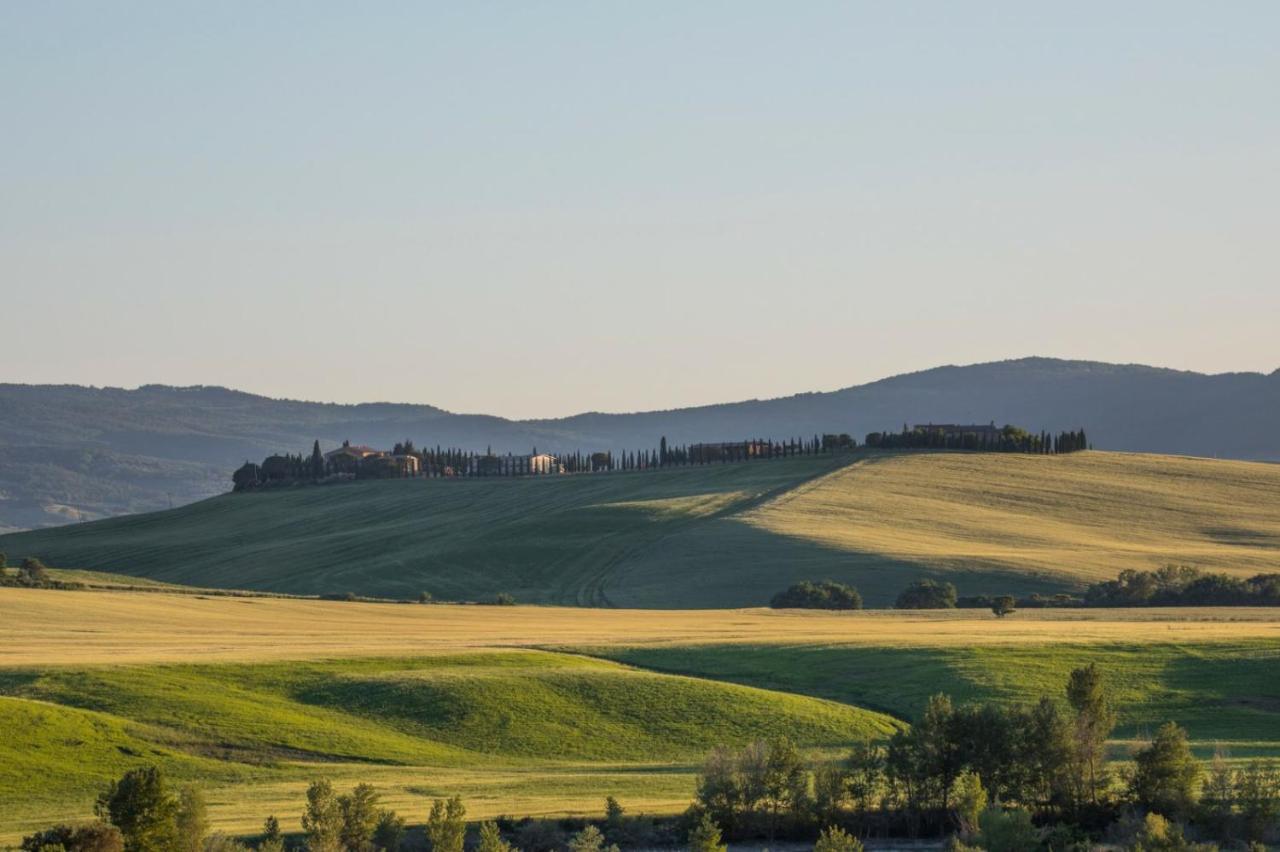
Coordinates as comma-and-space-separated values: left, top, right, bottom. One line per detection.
4, 3, 1278, 419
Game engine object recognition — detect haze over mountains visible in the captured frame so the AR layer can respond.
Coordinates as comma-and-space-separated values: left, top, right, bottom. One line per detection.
2, 356, 1277, 532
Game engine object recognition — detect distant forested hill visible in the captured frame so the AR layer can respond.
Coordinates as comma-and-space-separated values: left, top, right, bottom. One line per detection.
1, 357, 1277, 530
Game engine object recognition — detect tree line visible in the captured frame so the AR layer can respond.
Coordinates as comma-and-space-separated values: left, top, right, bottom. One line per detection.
865, 425, 1089, 454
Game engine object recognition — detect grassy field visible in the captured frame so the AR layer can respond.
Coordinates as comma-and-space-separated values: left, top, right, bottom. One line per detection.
3, 589, 1280, 843
2, 450, 1278, 607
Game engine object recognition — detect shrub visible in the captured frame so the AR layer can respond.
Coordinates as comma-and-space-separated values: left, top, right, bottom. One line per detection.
567, 825, 618, 852
19, 557, 51, 585
493, 592, 517, 606
686, 813, 726, 852
977, 806, 1038, 852
813, 825, 864, 852
991, 595, 1017, 617
418, 591, 434, 604
895, 579, 957, 609
769, 580, 862, 610
20, 823, 124, 852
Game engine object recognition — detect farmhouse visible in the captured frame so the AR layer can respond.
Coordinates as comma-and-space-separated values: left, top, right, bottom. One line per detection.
468, 453, 564, 476
325, 441, 381, 475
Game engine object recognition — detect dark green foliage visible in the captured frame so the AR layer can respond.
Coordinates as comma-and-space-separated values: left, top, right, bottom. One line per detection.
492, 592, 517, 606
695, 739, 810, 837
301, 779, 342, 852
976, 807, 1038, 852
991, 595, 1016, 617
1086, 565, 1280, 607
895, 579, 957, 609
174, 786, 207, 852
94, 767, 180, 852
337, 782, 380, 850
686, 812, 727, 852
372, 808, 406, 852
1067, 664, 1117, 808
426, 796, 467, 852
1130, 723, 1203, 820
20, 823, 123, 852
769, 580, 862, 610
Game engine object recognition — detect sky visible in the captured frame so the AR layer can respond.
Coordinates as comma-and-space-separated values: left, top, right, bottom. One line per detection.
2, 3, 1277, 419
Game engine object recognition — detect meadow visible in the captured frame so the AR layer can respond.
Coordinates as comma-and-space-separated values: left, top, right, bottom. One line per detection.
3, 588, 1280, 844
2, 450, 1278, 607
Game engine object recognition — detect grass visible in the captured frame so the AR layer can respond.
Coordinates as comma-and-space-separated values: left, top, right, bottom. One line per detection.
0, 649, 898, 843
591, 642, 1280, 756
4, 590, 1280, 842
3, 450, 1278, 607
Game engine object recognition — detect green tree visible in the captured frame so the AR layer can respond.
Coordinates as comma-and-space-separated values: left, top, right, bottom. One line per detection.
895, 579, 957, 609
425, 796, 467, 852
94, 767, 180, 852
1130, 722, 1203, 820
475, 821, 511, 852
1235, 760, 1280, 843
951, 771, 987, 837
990, 595, 1017, 617
566, 825, 618, 852
604, 796, 625, 834
686, 813, 727, 852
813, 764, 849, 824
301, 779, 343, 852
338, 783, 381, 850
976, 807, 1038, 852
759, 738, 810, 839
813, 825, 864, 852
0, 551, 7, 569
373, 809, 407, 852
174, 786, 207, 852
1066, 663, 1116, 807
695, 746, 742, 828
258, 816, 284, 852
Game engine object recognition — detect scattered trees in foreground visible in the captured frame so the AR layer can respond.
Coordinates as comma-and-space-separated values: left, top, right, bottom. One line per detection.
770, 580, 863, 610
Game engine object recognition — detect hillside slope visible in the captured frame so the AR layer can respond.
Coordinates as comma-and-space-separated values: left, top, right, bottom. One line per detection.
3, 357, 1278, 530
4, 451, 1277, 607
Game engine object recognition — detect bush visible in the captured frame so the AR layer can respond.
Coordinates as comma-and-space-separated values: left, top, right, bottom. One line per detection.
418, 591, 433, 604
814, 825, 864, 852
19, 557, 51, 585
895, 579, 958, 609
686, 813, 726, 852
769, 580, 862, 610
21, 823, 124, 852
977, 806, 1038, 852
492, 592, 517, 606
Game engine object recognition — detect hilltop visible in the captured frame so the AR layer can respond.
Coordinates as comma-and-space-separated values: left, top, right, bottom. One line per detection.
4, 450, 1277, 606
3, 357, 1278, 531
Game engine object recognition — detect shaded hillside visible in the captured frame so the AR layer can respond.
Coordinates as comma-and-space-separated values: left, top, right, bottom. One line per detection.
4, 451, 1277, 607
3, 357, 1278, 530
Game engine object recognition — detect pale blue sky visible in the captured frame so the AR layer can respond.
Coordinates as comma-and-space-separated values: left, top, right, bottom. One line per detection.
3, 3, 1277, 418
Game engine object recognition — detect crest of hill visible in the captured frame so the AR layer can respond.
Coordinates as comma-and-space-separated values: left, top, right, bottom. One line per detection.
2, 357, 1278, 531
4, 450, 1277, 607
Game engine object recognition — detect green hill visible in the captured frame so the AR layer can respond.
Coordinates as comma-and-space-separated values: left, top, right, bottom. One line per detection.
3, 450, 1277, 607
0, 651, 899, 839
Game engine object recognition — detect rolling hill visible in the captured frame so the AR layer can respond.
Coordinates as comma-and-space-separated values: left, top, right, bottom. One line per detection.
4, 450, 1277, 607
3, 356, 1278, 531
4, 588, 1280, 842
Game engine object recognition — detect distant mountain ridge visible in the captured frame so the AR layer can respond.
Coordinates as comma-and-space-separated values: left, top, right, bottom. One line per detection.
1, 357, 1277, 530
